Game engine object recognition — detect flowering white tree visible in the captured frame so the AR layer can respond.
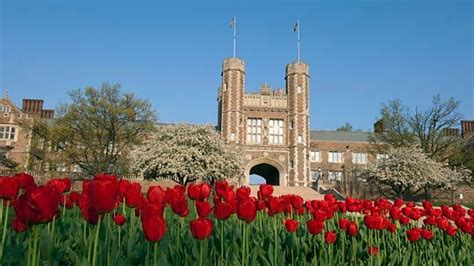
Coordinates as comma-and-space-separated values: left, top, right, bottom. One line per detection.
363, 146, 471, 199
131, 124, 243, 185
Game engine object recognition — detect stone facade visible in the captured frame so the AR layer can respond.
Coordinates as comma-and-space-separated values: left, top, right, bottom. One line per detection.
0, 95, 54, 170
217, 58, 327, 187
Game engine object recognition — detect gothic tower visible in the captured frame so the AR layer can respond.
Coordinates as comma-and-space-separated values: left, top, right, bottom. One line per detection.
218, 58, 245, 144
286, 62, 310, 186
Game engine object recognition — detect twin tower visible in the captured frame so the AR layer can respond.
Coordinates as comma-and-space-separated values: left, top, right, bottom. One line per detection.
217, 58, 311, 187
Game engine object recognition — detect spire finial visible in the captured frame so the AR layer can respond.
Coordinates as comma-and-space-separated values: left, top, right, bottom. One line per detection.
230, 16, 237, 58
293, 20, 301, 62
2, 89, 8, 99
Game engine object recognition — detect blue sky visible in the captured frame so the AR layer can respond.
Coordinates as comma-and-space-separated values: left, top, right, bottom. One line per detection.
1, 0, 472, 131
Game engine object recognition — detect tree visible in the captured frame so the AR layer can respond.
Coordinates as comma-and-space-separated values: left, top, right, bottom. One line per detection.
363, 146, 470, 199
370, 95, 463, 160
369, 99, 416, 152
336, 123, 353, 132
131, 124, 243, 186
46, 83, 156, 176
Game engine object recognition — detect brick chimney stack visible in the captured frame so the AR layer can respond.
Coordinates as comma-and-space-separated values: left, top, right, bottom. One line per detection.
461, 120, 474, 139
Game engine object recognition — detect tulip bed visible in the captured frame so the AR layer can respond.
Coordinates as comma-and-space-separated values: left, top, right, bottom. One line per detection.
0, 173, 473, 265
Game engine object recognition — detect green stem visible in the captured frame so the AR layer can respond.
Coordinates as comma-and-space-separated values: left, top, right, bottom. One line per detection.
32, 226, 40, 266
199, 240, 203, 266
27, 228, 32, 266
0, 202, 9, 261
92, 215, 102, 266
118, 227, 121, 248
273, 216, 278, 264
153, 242, 158, 266
220, 220, 224, 266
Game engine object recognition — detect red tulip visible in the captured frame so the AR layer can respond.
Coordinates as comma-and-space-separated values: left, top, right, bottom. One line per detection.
59, 194, 73, 209
13, 185, 60, 225
368, 246, 379, 256
0, 176, 20, 201
420, 229, 434, 240
47, 178, 71, 194
113, 213, 126, 226
364, 214, 386, 230
125, 184, 142, 208
307, 220, 324, 235
268, 197, 285, 215
14, 173, 35, 189
407, 228, 420, 242
312, 210, 327, 223
236, 187, 251, 202
143, 215, 167, 242
69, 191, 81, 204
170, 198, 189, 217
399, 215, 410, 225
284, 219, 299, 233
213, 201, 233, 220
86, 174, 120, 214
338, 218, 349, 230
237, 199, 256, 223
258, 184, 273, 199
390, 207, 401, 220
12, 217, 28, 232
190, 217, 213, 240
215, 180, 231, 198
324, 231, 337, 244
188, 183, 211, 201
347, 222, 358, 237
147, 186, 166, 205
196, 201, 212, 218
291, 195, 304, 209
386, 222, 397, 233
78, 194, 99, 224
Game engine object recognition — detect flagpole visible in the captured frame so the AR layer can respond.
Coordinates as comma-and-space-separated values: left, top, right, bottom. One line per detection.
233, 17, 237, 58
297, 20, 300, 63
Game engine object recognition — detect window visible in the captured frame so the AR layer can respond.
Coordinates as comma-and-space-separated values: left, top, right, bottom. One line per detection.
298, 135, 303, 144
230, 133, 235, 141
0, 125, 16, 140
310, 151, 321, 162
0, 105, 9, 113
310, 170, 320, 181
376, 154, 388, 161
269, 119, 284, 144
328, 151, 343, 163
297, 86, 302, 93
328, 171, 343, 182
246, 118, 262, 144
352, 153, 368, 164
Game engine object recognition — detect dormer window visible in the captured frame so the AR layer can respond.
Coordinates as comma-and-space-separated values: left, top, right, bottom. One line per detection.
0, 105, 10, 113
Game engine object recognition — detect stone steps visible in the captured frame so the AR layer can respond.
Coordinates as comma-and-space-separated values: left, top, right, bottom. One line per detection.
249, 185, 324, 201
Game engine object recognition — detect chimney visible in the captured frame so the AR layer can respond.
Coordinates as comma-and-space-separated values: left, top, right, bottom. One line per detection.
22, 99, 44, 115
461, 120, 474, 139
41, 109, 55, 119
374, 119, 385, 133
442, 128, 459, 138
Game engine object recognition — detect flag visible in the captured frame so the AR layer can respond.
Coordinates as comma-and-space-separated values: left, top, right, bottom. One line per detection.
230, 17, 236, 28
293, 21, 299, 32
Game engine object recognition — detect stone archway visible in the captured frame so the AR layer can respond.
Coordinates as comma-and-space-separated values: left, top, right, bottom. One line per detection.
249, 163, 280, 185
244, 158, 286, 186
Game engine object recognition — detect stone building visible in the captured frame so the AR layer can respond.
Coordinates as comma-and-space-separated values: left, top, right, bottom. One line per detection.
216, 58, 377, 187
0, 94, 54, 170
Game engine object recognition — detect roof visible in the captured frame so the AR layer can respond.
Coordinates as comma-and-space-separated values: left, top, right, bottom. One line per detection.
310, 130, 371, 143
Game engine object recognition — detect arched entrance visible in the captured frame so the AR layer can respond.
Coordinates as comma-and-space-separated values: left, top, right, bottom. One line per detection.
249, 163, 280, 186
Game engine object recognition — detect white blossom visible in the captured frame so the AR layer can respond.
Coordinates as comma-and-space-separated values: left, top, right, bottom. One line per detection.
131, 124, 243, 185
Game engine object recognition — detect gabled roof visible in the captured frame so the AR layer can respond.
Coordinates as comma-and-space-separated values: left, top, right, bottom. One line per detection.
310, 130, 371, 143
